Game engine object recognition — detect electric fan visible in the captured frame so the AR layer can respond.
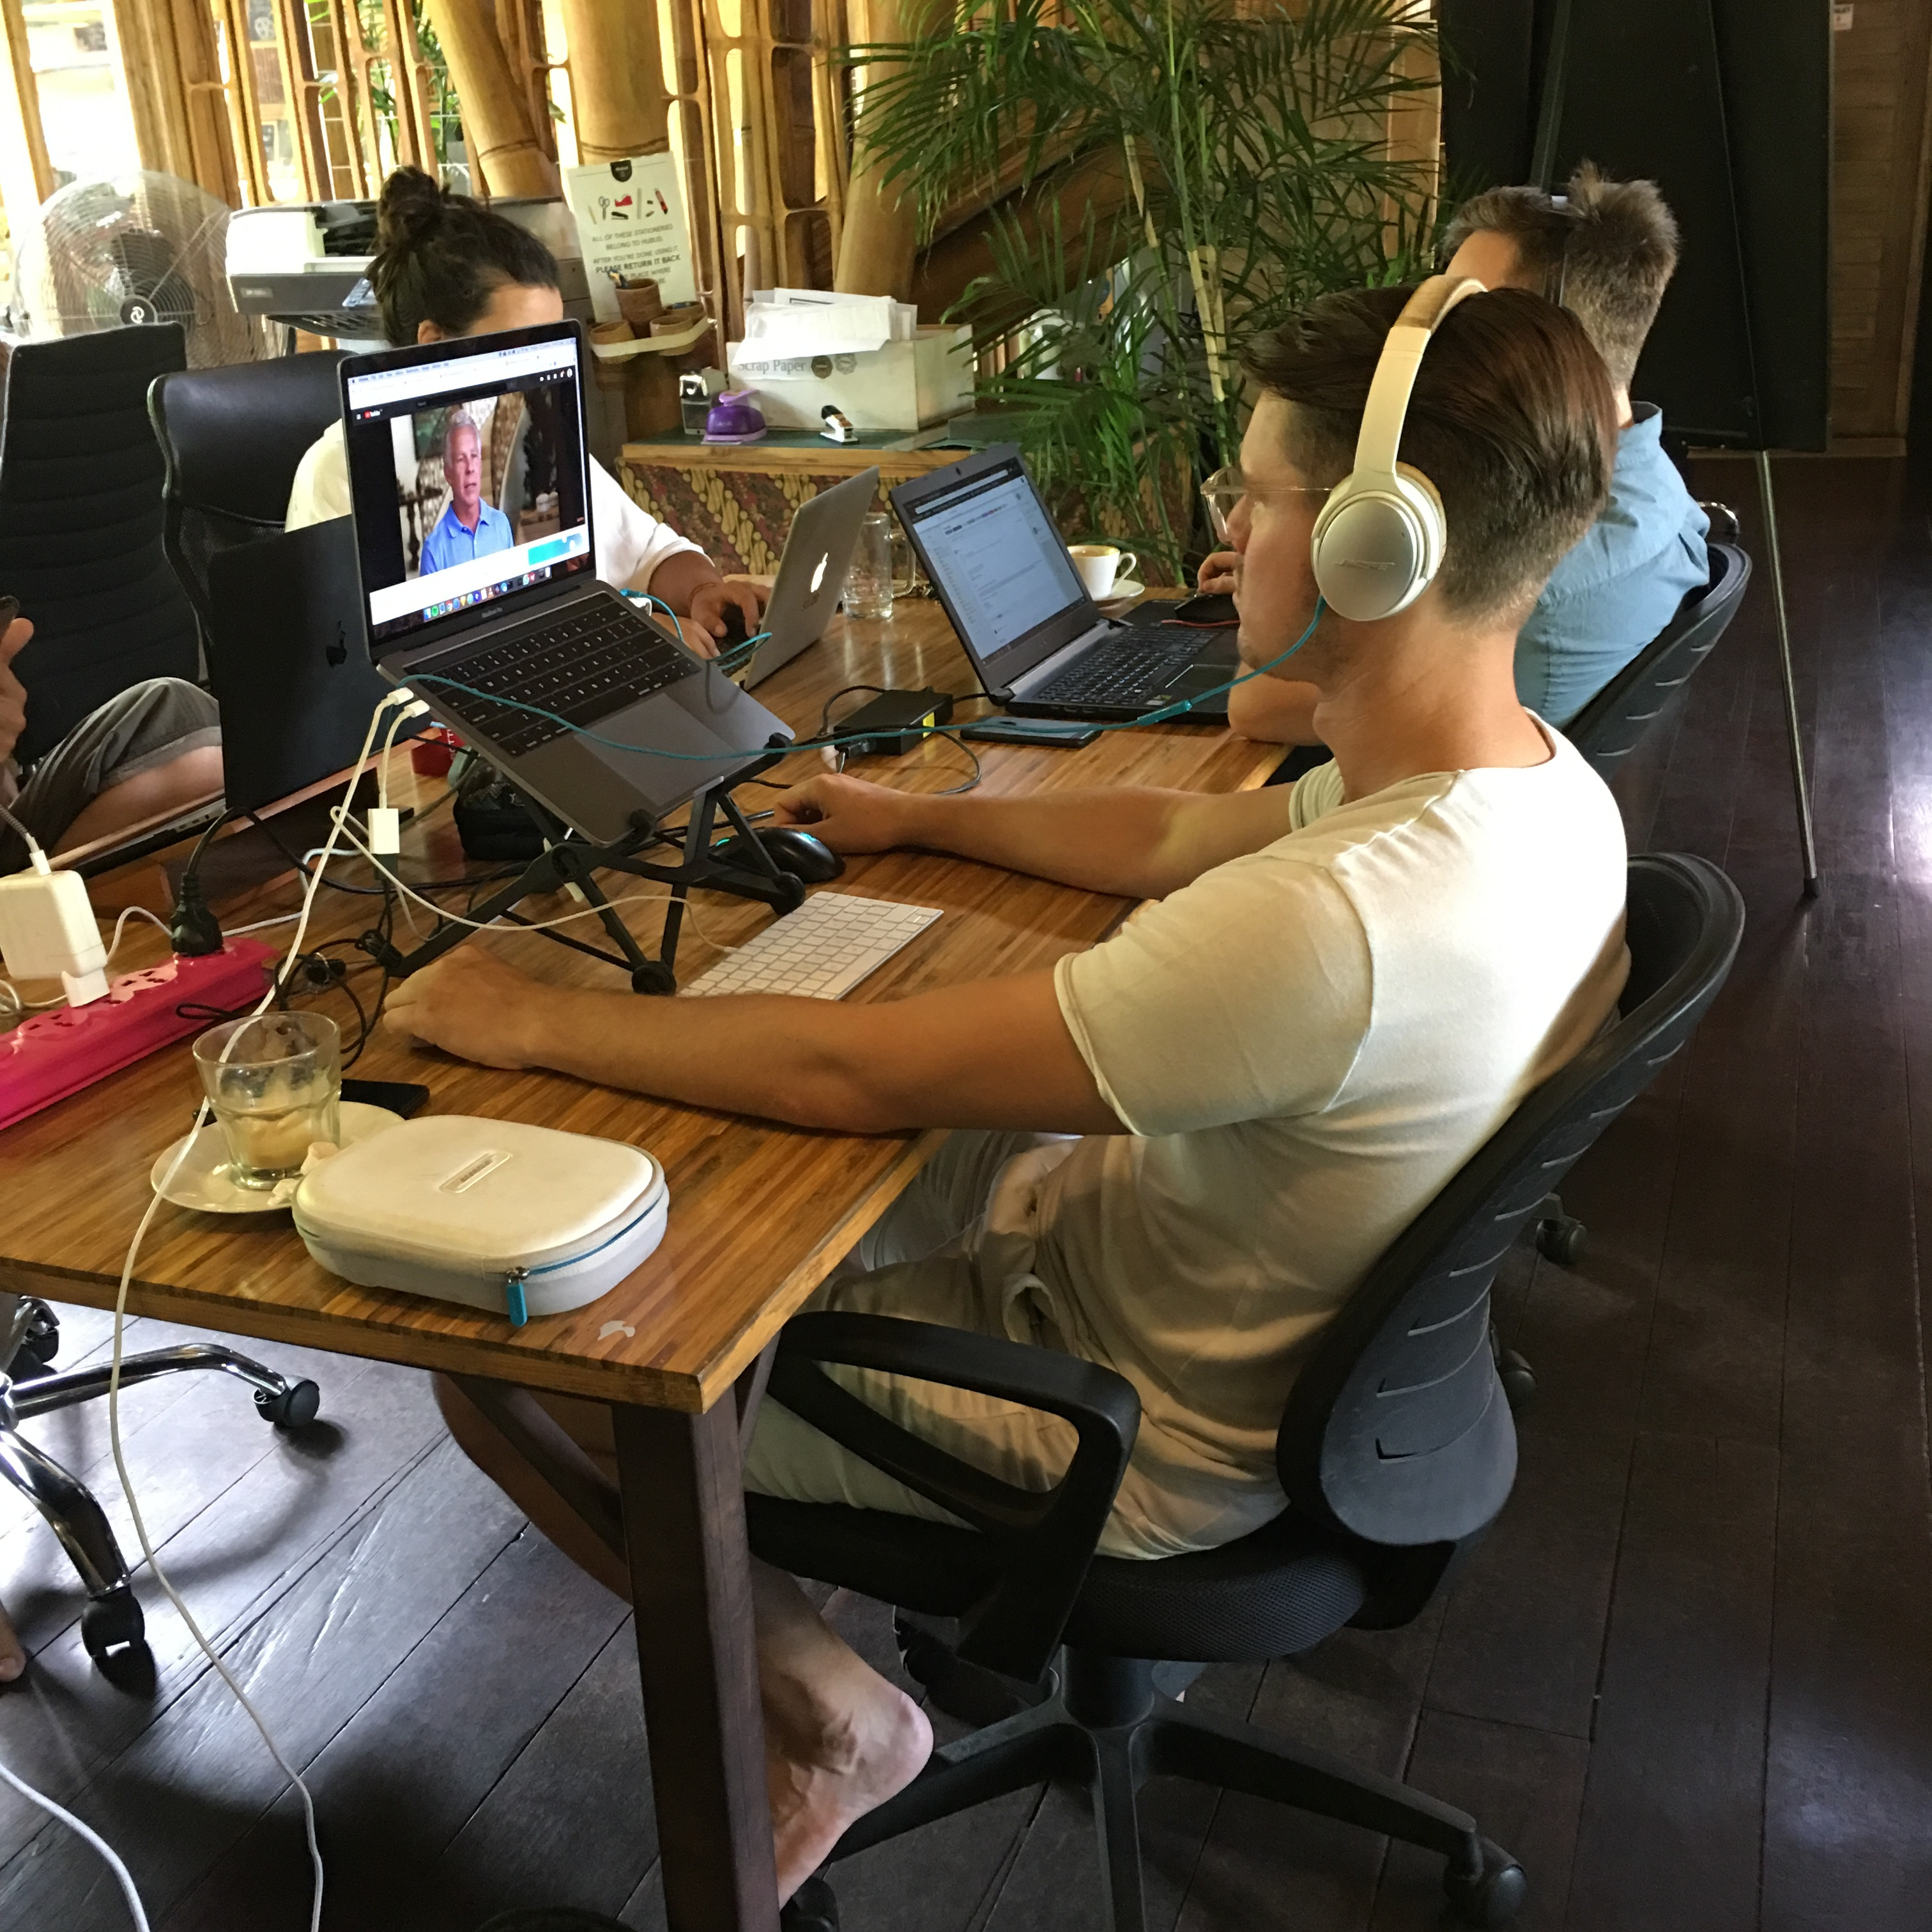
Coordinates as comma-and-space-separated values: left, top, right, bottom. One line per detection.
10, 171, 277, 367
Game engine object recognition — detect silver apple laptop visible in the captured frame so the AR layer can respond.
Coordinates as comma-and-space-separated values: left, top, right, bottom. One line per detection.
338, 318, 790, 843
736, 465, 880, 689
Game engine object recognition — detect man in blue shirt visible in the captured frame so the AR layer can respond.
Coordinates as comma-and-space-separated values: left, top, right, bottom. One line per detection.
1216, 164, 1709, 740
417, 410, 514, 577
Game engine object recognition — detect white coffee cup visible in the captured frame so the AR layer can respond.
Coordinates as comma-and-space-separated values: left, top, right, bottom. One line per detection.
1069, 543, 1131, 599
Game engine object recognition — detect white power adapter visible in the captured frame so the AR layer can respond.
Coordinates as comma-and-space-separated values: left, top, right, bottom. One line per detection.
0, 857, 109, 1006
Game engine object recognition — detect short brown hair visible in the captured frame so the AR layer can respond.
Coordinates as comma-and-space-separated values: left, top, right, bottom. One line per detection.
1445, 162, 1679, 389
1241, 284, 1617, 625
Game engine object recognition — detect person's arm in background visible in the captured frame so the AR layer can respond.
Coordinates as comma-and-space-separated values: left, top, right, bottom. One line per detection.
1196, 547, 1322, 746
0, 614, 31, 802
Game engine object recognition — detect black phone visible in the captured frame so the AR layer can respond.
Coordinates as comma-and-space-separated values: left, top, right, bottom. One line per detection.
1170, 592, 1237, 625
960, 717, 1103, 748
0, 596, 20, 634
340, 1078, 431, 1118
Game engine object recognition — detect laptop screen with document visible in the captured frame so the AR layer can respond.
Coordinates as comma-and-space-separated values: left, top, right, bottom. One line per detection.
893, 446, 1101, 692
341, 321, 594, 655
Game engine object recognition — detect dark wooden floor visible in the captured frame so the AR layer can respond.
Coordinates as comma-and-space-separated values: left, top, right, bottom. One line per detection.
4, 454, 1931, 1931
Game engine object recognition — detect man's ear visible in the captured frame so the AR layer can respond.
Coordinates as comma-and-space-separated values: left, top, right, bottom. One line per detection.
417, 321, 445, 345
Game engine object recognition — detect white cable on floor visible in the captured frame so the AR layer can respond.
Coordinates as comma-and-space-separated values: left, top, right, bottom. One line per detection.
0, 1755, 151, 1930
96, 691, 410, 1932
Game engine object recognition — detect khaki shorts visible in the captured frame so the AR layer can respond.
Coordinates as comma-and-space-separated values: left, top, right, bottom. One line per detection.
535, 1131, 1082, 1531
1, 678, 220, 871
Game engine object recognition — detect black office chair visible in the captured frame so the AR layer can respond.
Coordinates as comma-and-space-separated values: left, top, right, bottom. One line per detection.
1563, 541, 1751, 783
148, 349, 351, 646
0, 325, 201, 765
750, 852, 1745, 1932
0, 1293, 320, 1667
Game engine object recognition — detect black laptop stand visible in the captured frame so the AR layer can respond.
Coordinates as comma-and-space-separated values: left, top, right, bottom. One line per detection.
356, 755, 805, 995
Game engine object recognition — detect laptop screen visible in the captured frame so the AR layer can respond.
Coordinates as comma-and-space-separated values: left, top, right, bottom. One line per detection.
341, 323, 594, 652
895, 449, 1094, 686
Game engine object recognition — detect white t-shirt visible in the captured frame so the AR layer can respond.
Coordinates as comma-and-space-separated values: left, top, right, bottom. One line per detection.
972, 725, 1629, 1556
283, 420, 705, 594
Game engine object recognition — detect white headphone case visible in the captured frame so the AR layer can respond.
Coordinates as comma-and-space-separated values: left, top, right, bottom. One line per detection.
292, 1115, 668, 1326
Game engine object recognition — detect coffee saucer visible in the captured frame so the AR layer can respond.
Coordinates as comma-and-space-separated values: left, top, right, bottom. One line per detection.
1099, 579, 1146, 608
150, 1102, 406, 1214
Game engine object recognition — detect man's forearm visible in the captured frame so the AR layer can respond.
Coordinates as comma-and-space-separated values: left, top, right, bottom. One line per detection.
646, 549, 722, 612
891, 786, 1206, 898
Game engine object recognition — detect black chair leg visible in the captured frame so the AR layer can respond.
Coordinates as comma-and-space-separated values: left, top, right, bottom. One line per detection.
1094, 1724, 1150, 1932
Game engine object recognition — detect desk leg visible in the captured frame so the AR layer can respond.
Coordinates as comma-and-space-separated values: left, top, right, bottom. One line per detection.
613, 1399, 779, 1932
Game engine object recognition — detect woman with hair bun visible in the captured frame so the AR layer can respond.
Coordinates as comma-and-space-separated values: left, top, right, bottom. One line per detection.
286, 167, 763, 654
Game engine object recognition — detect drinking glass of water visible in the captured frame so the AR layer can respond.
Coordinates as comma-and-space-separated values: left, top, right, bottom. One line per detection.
193, 1012, 342, 1191
845, 512, 900, 620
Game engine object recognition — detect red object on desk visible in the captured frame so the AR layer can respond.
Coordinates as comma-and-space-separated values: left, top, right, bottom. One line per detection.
0, 940, 278, 1133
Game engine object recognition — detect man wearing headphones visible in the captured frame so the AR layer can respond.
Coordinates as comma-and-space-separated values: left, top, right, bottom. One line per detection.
386, 280, 1630, 1901
1212, 165, 1708, 747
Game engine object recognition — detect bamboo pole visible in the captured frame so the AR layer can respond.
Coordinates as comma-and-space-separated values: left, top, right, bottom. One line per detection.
0, 0, 49, 233
422, 0, 561, 196
833, 0, 917, 299
110, 0, 242, 205
558, 0, 671, 160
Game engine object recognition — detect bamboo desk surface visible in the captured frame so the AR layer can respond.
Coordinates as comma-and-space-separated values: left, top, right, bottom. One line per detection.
0, 600, 1276, 1418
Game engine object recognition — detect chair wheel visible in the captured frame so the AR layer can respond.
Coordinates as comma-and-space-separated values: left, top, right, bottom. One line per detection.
82, 1588, 146, 1664
1534, 1213, 1587, 1266
1499, 1349, 1536, 1412
1444, 1837, 1526, 1928
631, 962, 677, 996
255, 1379, 321, 1429
781, 1873, 838, 1932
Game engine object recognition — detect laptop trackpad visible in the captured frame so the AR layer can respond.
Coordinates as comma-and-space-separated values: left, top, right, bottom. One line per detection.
1156, 662, 1233, 709
589, 668, 789, 815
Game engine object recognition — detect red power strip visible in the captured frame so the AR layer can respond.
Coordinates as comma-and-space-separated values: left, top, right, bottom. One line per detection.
0, 940, 279, 1134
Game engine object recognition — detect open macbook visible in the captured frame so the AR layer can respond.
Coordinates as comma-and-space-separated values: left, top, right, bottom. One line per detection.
891, 445, 1238, 724
339, 318, 790, 842
737, 465, 880, 689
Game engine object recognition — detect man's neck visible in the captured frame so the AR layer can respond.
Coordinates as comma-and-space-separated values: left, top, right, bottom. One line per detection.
453, 499, 482, 532
1308, 621, 1551, 801
1614, 384, 1634, 430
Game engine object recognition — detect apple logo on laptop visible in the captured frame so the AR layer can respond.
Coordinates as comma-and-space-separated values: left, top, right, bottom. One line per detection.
325, 624, 348, 668
807, 551, 829, 602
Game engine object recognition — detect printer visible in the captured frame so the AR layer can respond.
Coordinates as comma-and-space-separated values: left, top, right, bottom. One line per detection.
226, 196, 594, 342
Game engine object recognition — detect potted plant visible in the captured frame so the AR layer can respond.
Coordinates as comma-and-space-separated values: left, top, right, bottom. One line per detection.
848, 0, 1444, 581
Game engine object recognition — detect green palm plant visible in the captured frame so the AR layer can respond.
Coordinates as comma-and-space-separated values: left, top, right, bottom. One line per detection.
847, 0, 1443, 579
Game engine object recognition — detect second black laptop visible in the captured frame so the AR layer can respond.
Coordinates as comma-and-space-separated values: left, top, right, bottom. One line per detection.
891, 446, 1238, 724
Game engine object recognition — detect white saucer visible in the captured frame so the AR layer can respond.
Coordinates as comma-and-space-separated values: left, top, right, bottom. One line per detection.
150, 1102, 406, 1215
1100, 578, 1146, 608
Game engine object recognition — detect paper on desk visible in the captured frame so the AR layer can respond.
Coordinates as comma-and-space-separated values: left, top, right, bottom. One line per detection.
741, 288, 916, 356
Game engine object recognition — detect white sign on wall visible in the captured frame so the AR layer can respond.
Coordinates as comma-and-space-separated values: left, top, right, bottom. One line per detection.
562, 155, 698, 321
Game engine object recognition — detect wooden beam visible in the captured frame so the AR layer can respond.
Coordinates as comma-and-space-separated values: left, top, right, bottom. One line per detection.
834, 0, 917, 300
423, 0, 561, 197
558, 0, 670, 161
0, 0, 54, 234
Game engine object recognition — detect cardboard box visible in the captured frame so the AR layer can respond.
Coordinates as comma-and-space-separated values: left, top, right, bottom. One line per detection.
726, 326, 974, 432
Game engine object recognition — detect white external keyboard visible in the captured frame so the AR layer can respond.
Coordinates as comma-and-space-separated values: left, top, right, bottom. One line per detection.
679, 893, 943, 1000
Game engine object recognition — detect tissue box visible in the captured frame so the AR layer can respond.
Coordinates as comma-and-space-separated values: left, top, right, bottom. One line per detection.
726, 326, 974, 432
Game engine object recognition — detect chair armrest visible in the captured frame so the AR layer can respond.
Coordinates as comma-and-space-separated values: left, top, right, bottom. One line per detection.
768, 1312, 1140, 1681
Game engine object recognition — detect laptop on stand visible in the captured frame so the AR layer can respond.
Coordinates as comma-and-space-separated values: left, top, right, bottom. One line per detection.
339, 318, 790, 845
890, 446, 1238, 723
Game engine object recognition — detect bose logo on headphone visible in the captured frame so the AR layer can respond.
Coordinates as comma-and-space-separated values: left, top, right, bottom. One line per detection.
1308, 275, 1485, 623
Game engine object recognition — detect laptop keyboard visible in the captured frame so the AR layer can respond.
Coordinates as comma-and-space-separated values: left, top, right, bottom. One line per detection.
418, 601, 695, 755
1029, 636, 1205, 710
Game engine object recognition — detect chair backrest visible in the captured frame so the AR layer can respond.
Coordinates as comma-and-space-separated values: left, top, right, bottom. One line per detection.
0, 325, 199, 766
1277, 853, 1745, 1555
1564, 542, 1751, 781
148, 349, 350, 641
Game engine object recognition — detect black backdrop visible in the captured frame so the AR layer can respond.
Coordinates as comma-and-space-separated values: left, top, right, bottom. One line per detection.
1436, 0, 1832, 451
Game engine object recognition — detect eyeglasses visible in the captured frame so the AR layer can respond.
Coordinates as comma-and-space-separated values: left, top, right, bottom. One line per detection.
1199, 465, 1331, 544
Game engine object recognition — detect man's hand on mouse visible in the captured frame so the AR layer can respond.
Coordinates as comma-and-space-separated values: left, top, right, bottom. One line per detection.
770, 773, 922, 854
0, 615, 33, 770
385, 946, 557, 1069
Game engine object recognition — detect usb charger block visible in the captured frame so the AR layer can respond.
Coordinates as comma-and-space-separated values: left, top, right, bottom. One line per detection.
0, 865, 109, 1006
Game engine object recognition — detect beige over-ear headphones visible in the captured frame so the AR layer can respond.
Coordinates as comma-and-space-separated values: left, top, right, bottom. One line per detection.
1308, 275, 1486, 622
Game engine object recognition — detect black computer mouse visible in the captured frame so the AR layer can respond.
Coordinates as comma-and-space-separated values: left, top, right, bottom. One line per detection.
712, 827, 845, 882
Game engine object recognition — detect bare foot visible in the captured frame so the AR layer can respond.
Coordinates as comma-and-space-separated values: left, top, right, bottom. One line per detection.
0, 1599, 24, 1685
765, 1672, 931, 1903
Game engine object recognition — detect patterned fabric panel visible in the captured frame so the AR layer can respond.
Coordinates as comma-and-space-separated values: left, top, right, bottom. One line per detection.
619, 462, 887, 576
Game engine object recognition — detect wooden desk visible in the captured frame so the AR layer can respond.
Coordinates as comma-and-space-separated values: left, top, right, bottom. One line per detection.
0, 600, 1274, 1931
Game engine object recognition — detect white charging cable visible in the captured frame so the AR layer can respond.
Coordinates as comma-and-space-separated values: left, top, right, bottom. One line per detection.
0, 1758, 151, 1930
86, 689, 413, 1932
